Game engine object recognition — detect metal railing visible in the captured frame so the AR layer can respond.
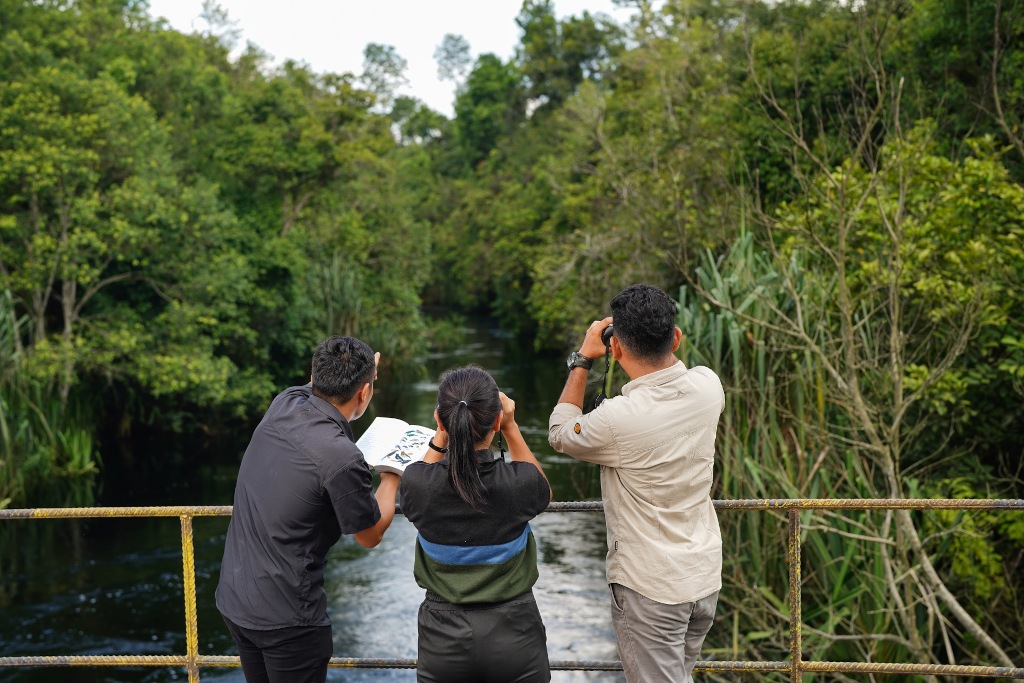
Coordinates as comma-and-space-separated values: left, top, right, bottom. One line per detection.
1, 499, 1022, 681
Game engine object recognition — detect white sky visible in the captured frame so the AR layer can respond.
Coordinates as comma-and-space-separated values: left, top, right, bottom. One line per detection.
145, 1, 635, 117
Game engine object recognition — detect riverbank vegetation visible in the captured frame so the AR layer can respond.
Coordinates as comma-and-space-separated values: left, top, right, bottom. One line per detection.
2, 0, 1022, 673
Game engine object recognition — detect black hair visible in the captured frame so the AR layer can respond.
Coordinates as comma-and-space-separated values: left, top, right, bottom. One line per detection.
610, 284, 679, 361
310, 336, 375, 403
435, 365, 501, 509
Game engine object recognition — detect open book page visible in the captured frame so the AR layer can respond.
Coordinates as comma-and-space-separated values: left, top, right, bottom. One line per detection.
355, 416, 435, 474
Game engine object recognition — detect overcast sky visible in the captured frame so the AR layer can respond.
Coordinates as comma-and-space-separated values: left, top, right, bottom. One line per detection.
145, 1, 635, 117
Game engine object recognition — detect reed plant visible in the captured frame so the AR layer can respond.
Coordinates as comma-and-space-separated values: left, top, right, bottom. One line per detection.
676, 231, 1022, 680
0, 290, 98, 509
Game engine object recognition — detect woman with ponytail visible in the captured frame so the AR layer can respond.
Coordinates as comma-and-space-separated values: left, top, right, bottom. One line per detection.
400, 365, 552, 683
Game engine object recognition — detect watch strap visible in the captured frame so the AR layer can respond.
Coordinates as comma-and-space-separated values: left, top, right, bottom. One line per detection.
567, 351, 594, 371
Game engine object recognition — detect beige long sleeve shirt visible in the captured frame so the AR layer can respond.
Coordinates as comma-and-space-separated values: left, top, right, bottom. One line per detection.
549, 360, 724, 605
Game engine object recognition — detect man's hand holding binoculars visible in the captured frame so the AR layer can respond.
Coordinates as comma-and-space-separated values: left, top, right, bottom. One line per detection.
581, 316, 614, 360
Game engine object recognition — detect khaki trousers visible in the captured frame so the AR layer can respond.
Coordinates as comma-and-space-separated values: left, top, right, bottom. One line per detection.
610, 583, 720, 683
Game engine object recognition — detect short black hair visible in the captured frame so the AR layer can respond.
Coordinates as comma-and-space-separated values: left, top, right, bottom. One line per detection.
610, 284, 678, 361
310, 336, 375, 403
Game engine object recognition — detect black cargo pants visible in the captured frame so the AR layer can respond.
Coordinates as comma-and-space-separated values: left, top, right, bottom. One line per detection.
415, 590, 550, 683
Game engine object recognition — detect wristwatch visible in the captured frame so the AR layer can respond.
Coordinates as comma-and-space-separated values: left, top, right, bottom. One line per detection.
566, 350, 594, 372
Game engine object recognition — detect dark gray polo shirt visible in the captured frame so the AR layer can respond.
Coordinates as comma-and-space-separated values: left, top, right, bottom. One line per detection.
216, 384, 380, 630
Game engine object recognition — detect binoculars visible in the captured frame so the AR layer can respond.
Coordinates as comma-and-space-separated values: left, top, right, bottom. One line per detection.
601, 324, 614, 347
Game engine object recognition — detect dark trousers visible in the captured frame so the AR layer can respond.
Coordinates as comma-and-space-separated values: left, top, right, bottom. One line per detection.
416, 590, 550, 683
222, 615, 334, 683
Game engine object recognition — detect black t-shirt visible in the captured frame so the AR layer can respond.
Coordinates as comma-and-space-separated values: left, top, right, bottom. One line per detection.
400, 452, 550, 603
216, 385, 380, 629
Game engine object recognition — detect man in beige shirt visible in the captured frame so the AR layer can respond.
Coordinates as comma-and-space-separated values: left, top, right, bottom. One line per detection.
549, 284, 724, 683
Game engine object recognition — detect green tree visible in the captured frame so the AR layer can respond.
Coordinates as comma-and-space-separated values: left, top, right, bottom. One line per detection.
434, 33, 472, 87
902, 0, 1024, 174
516, 0, 622, 109
453, 54, 523, 168
211, 63, 384, 238
361, 42, 408, 113
0, 63, 181, 403
526, 0, 742, 346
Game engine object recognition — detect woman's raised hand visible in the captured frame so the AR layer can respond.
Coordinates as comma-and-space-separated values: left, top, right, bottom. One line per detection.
498, 391, 516, 431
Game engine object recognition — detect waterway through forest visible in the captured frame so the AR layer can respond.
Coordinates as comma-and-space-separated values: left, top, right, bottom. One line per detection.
0, 320, 624, 682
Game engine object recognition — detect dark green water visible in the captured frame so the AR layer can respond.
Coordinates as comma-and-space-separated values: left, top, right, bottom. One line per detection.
0, 321, 623, 682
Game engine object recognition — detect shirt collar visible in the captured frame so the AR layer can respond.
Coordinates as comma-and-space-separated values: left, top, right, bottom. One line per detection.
307, 391, 355, 441
477, 449, 501, 463
621, 359, 689, 397
442, 450, 500, 464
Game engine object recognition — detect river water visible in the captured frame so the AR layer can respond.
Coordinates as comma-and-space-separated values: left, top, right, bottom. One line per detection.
0, 321, 623, 682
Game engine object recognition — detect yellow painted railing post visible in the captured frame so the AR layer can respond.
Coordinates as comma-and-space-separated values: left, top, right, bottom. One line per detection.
788, 509, 802, 683
180, 514, 201, 683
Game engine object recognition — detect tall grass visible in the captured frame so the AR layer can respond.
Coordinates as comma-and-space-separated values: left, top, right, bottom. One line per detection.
0, 291, 98, 509
676, 232, 1022, 679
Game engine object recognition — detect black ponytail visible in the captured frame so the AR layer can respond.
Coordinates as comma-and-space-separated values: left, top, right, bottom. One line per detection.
435, 366, 501, 509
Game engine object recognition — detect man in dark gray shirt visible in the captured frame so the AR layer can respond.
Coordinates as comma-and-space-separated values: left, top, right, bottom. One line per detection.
216, 336, 400, 683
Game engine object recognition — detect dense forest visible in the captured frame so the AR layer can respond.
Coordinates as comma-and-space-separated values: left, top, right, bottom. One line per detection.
2, 0, 1023, 674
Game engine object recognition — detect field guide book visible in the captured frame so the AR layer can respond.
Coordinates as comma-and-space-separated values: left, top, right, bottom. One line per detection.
355, 416, 435, 474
